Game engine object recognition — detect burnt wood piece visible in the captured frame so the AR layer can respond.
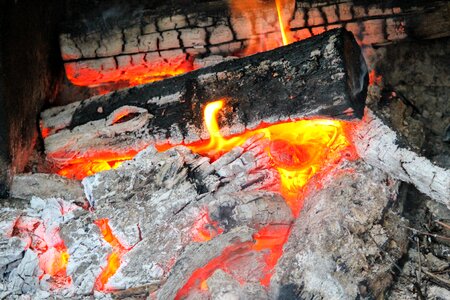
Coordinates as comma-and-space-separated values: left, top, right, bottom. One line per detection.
353, 110, 450, 206
41, 28, 368, 169
59, 0, 450, 88
271, 160, 409, 299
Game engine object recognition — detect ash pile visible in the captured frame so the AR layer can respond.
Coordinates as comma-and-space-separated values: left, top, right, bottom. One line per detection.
0, 139, 409, 299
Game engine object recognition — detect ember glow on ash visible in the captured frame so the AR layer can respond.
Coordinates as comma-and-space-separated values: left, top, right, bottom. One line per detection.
191, 210, 224, 242
176, 100, 356, 297
11, 216, 72, 288
176, 225, 290, 300
44, 97, 356, 295
94, 219, 130, 291
55, 150, 140, 180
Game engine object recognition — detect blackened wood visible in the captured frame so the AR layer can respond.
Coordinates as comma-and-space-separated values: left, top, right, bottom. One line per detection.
42, 29, 367, 168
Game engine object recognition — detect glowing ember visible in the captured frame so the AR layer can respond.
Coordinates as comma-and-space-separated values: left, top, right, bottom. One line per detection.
94, 219, 130, 291
64, 55, 194, 89
11, 216, 72, 288
252, 225, 291, 286
175, 225, 290, 299
191, 210, 224, 242
369, 69, 383, 86
175, 242, 253, 299
54, 150, 140, 180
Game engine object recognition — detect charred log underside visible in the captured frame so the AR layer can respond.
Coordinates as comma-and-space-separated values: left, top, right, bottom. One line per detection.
42, 28, 367, 168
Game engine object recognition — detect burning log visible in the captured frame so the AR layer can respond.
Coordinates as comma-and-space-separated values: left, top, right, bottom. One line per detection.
66, 144, 293, 295
42, 28, 368, 177
59, 0, 450, 89
271, 160, 409, 299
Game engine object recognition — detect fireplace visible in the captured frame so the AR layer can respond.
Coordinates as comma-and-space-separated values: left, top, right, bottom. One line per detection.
1, 0, 449, 299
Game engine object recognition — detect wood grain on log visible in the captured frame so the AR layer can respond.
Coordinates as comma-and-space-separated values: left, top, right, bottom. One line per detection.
271, 160, 409, 299
42, 29, 368, 170
60, 0, 450, 88
353, 109, 450, 206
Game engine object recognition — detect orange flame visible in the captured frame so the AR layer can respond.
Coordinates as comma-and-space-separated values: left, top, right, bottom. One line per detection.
189, 100, 356, 215
175, 224, 290, 299
188, 100, 249, 159
94, 219, 129, 291
275, 0, 289, 46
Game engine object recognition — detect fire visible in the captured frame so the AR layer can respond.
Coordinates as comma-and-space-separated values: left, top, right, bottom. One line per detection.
178, 100, 356, 297
189, 100, 356, 215
275, 0, 289, 46
187, 100, 249, 159
252, 225, 291, 286
94, 219, 129, 291
64, 55, 194, 89
54, 150, 140, 180
175, 225, 290, 299
11, 216, 72, 288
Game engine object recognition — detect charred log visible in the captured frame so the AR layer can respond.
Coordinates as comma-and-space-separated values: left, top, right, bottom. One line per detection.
42, 28, 368, 171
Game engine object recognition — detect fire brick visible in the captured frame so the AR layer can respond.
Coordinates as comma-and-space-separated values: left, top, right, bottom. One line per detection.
209, 25, 234, 45
230, 16, 253, 40
322, 5, 339, 24
289, 8, 306, 28
338, 3, 353, 21
180, 28, 207, 47
307, 8, 324, 26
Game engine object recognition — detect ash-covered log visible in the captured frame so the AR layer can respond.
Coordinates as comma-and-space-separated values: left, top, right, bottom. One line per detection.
41, 28, 368, 171
353, 109, 450, 207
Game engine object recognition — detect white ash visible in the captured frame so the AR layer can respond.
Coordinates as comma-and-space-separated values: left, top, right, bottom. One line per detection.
270, 160, 408, 299
0, 197, 87, 298
354, 109, 450, 207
